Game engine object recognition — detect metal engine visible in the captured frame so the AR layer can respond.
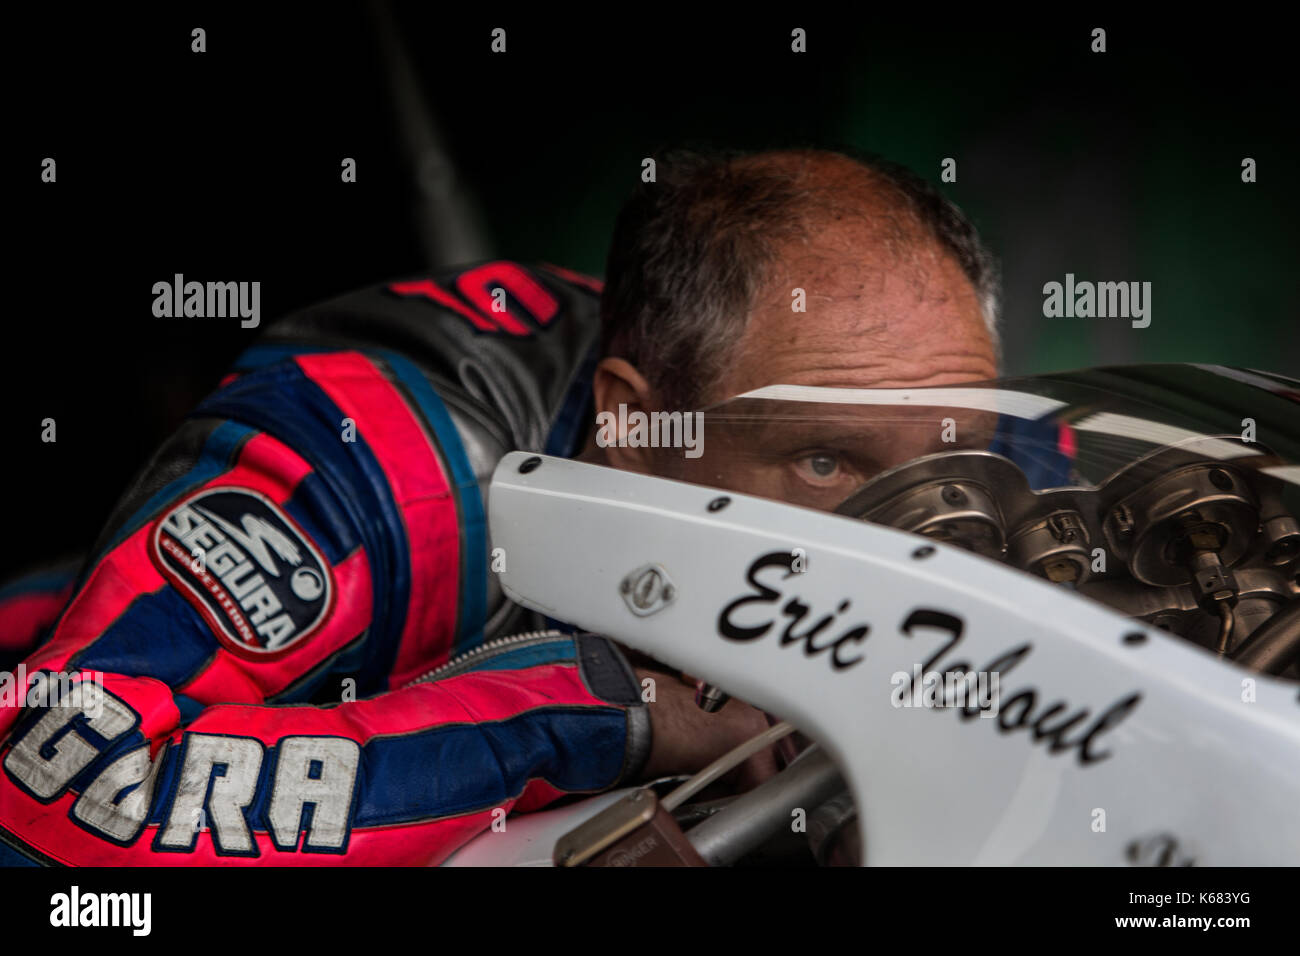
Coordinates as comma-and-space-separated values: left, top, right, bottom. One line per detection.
836, 444, 1300, 678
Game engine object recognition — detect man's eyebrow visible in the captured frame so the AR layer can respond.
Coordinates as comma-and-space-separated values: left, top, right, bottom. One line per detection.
722, 417, 900, 453
713, 408, 996, 455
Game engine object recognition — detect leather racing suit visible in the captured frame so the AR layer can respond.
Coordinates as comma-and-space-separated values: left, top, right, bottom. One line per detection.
0, 261, 652, 865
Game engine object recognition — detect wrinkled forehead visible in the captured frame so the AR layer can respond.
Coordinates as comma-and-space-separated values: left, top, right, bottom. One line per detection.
713, 247, 995, 402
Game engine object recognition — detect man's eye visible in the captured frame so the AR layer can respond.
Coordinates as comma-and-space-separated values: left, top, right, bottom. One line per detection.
794, 452, 842, 482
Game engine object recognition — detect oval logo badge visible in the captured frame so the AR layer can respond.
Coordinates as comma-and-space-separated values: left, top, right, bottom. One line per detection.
151, 487, 333, 657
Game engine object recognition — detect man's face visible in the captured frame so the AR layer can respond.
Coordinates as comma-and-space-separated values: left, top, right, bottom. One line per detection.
656, 219, 1000, 510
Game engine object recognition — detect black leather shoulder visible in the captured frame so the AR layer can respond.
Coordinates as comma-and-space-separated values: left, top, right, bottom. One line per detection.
259, 261, 602, 465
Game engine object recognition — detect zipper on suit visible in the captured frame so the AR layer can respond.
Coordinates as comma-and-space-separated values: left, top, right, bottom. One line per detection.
404, 629, 571, 686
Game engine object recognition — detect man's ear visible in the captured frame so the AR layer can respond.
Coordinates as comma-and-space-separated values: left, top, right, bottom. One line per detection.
591, 356, 658, 473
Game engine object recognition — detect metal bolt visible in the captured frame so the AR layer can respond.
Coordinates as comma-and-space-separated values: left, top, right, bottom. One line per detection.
941, 484, 966, 506
1042, 558, 1079, 583
1048, 513, 1083, 544
633, 572, 658, 608
620, 564, 676, 617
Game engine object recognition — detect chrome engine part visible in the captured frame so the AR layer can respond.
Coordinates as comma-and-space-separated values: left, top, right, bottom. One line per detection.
837, 444, 1300, 676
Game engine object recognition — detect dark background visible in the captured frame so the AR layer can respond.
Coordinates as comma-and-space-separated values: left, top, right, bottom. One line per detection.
6, 5, 1298, 582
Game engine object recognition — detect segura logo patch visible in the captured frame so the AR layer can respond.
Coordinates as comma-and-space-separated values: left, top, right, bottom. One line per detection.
151, 488, 333, 656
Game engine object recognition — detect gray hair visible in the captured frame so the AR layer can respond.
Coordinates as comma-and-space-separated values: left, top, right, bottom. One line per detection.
600, 147, 1002, 410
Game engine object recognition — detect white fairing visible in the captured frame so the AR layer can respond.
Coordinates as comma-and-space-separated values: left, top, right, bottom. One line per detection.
441, 788, 635, 867
476, 451, 1300, 866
